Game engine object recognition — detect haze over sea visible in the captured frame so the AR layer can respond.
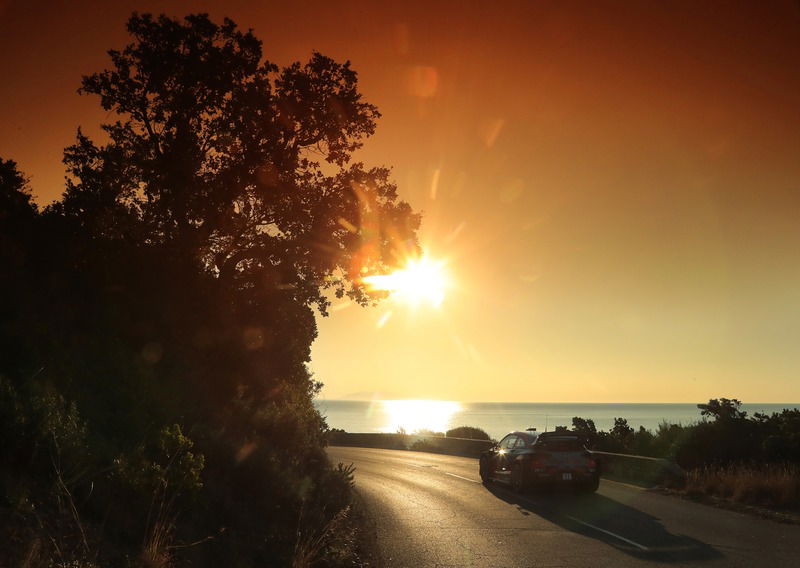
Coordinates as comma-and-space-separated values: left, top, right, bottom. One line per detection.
315, 400, 800, 441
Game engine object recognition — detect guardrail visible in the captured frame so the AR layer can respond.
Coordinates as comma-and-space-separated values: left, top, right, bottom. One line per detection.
328, 431, 493, 458
328, 432, 687, 487
590, 450, 686, 488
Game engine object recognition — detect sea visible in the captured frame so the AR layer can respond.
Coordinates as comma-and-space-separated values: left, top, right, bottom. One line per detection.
314, 400, 800, 441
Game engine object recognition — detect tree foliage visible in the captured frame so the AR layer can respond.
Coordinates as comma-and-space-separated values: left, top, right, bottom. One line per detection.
572, 399, 800, 470
0, 158, 36, 220
446, 426, 491, 440
0, 12, 418, 566
698, 398, 747, 422
60, 12, 419, 313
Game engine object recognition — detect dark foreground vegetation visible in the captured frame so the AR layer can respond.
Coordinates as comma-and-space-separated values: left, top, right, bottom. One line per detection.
0, 12, 418, 567
571, 398, 800, 510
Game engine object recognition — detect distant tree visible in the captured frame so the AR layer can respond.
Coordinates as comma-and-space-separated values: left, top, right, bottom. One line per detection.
0, 158, 40, 381
446, 426, 491, 440
610, 417, 634, 448
698, 398, 747, 422
631, 425, 655, 456
571, 416, 598, 448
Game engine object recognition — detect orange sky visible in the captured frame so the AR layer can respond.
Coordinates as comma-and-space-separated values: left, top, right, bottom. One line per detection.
2, 1, 799, 402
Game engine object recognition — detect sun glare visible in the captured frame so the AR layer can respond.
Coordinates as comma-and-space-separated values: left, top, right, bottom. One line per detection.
362, 255, 450, 308
380, 400, 461, 434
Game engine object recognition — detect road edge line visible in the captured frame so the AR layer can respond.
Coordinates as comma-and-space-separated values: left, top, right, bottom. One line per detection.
443, 472, 481, 483
565, 515, 650, 551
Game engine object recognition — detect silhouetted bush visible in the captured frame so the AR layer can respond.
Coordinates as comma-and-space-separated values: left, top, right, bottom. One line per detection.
573, 399, 800, 472
417, 428, 445, 437
446, 426, 491, 440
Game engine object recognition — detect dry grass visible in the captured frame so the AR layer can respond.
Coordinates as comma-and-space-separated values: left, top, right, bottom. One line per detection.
292, 505, 353, 568
686, 464, 800, 509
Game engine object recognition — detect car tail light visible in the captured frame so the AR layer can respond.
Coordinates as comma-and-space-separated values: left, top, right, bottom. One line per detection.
586, 458, 597, 471
530, 454, 547, 472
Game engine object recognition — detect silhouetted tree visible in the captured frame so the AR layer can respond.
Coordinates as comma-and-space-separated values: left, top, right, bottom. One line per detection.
0, 13, 420, 566
446, 426, 491, 440
571, 416, 598, 448
61, 12, 419, 313
698, 398, 747, 422
0, 158, 40, 381
0, 158, 36, 220
599, 417, 633, 452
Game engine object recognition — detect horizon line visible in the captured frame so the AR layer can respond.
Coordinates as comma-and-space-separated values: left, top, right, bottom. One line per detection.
315, 398, 800, 405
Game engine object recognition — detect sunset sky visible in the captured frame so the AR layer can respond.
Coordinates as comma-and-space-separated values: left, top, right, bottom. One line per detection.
2, 1, 799, 402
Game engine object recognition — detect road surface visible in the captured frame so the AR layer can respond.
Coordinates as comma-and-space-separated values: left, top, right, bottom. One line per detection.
327, 446, 799, 567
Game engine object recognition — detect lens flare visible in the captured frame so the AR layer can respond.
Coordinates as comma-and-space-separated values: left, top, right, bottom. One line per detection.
362, 254, 450, 308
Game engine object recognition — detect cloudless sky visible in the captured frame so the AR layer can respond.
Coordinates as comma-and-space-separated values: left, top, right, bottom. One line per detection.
2, 1, 799, 402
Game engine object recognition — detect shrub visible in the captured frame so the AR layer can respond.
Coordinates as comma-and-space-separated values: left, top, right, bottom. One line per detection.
446, 426, 491, 440
0, 377, 89, 510
416, 428, 445, 437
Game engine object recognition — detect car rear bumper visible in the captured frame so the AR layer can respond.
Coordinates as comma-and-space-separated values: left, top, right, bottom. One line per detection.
531, 471, 596, 485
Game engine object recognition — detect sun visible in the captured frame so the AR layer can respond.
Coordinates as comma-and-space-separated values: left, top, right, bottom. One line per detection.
362, 254, 450, 307
380, 400, 461, 434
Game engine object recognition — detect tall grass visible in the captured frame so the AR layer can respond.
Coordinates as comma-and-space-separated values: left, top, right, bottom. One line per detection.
686, 464, 800, 509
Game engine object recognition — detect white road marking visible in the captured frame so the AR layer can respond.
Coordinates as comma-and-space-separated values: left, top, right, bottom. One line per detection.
504, 487, 652, 553
443, 472, 481, 483
565, 515, 651, 551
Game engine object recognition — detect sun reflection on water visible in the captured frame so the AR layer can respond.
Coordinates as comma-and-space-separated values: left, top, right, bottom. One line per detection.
380, 400, 461, 434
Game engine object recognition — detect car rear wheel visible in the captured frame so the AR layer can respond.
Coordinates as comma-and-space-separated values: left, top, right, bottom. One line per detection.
479, 456, 491, 484
582, 475, 600, 493
511, 463, 527, 493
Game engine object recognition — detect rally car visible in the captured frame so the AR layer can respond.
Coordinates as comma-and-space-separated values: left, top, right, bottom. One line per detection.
479, 428, 600, 493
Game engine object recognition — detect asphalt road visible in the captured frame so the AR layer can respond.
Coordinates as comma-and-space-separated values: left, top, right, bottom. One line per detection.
327, 446, 800, 567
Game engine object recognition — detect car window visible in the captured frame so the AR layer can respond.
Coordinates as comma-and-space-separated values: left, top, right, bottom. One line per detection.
536, 436, 582, 452
515, 435, 531, 448
500, 435, 517, 449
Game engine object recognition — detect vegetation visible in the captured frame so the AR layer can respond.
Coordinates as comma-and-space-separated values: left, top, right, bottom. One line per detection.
571, 398, 800, 467
446, 426, 491, 440
685, 464, 800, 510
572, 398, 800, 510
0, 12, 417, 567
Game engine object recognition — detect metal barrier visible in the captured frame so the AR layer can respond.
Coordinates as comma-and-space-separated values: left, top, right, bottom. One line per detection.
590, 450, 686, 488
328, 431, 494, 457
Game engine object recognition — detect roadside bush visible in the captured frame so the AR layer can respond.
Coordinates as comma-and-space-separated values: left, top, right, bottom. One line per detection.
446, 426, 491, 440
574, 399, 800, 472
417, 428, 445, 437
0, 376, 89, 512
